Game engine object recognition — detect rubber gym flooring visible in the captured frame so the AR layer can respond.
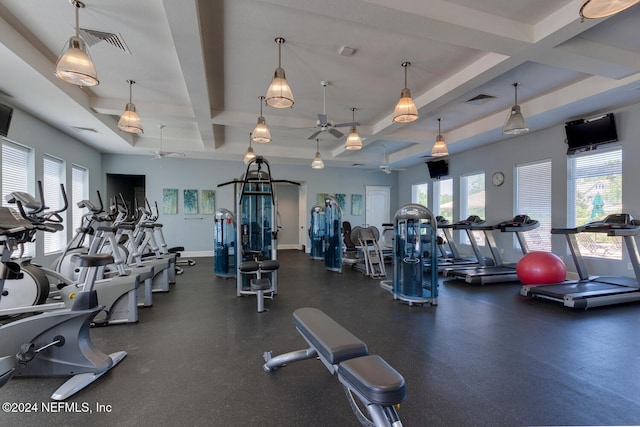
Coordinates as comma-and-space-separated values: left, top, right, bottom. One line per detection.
2, 249, 640, 426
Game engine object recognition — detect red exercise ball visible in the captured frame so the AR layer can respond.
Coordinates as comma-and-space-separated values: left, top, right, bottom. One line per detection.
516, 251, 566, 285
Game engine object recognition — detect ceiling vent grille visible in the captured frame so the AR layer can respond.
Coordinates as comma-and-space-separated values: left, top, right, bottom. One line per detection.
79, 28, 131, 54
71, 126, 99, 133
464, 93, 496, 105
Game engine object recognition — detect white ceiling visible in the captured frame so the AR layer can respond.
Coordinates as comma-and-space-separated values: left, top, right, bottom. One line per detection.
1, 0, 640, 170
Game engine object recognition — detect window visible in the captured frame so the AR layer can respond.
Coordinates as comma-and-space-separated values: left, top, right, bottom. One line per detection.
568, 147, 622, 259
43, 154, 66, 254
434, 178, 453, 222
411, 183, 428, 207
516, 159, 552, 252
2, 141, 34, 256
461, 172, 485, 245
461, 172, 485, 219
72, 165, 89, 234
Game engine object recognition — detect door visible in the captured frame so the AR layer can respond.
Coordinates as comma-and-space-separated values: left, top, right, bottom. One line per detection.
365, 185, 391, 240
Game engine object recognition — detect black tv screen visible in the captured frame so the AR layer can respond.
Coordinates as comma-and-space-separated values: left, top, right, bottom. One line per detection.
565, 113, 617, 154
427, 159, 448, 179
0, 103, 13, 138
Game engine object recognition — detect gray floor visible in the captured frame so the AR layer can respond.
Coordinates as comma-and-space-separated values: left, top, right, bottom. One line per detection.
2, 250, 640, 426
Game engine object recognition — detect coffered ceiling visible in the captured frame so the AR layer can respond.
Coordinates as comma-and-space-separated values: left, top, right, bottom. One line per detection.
1, 0, 640, 169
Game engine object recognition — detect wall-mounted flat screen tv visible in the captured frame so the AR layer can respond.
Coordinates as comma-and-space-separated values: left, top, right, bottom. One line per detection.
0, 103, 13, 138
427, 159, 448, 179
565, 113, 617, 154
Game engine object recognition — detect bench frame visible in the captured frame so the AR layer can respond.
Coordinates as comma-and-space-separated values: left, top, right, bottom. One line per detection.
263, 307, 405, 427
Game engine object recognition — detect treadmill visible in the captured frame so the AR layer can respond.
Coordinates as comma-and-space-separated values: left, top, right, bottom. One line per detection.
443, 215, 539, 284
521, 213, 640, 309
435, 215, 492, 271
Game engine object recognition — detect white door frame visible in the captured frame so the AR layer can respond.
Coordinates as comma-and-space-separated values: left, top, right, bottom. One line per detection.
365, 185, 391, 237
298, 183, 307, 251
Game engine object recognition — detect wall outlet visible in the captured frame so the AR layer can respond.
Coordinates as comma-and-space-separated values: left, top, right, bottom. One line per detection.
628, 263, 633, 270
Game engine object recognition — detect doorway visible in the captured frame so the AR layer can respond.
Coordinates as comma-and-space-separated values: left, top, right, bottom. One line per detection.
106, 174, 146, 213
365, 185, 391, 236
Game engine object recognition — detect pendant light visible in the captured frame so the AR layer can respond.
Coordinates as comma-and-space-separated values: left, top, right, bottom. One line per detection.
392, 62, 418, 123
118, 80, 143, 134
579, 0, 640, 21
502, 82, 529, 135
311, 139, 324, 169
265, 37, 294, 109
55, 0, 99, 87
431, 118, 449, 157
252, 96, 271, 143
345, 108, 363, 151
243, 133, 257, 164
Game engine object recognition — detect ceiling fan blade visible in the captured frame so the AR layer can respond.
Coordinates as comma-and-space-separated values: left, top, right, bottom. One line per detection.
308, 130, 322, 140
317, 114, 328, 126
328, 128, 344, 138
333, 121, 361, 128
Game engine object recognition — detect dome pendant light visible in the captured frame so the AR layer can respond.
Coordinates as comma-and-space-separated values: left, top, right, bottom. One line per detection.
579, 0, 640, 21
311, 139, 325, 169
252, 96, 272, 143
265, 37, 294, 109
244, 132, 257, 165
118, 80, 143, 134
345, 108, 363, 151
431, 118, 449, 157
392, 62, 418, 123
502, 82, 529, 135
55, 0, 99, 87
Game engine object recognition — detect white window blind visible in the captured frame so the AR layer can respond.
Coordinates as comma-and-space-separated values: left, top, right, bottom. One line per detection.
411, 183, 428, 207
72, 165, 88, 233
435, 178, 453, 222
43, 154, 66, 254
516, 159, 552, 252
2, 141, 34, 256
461, 172, 485, 245
568, 147, 622, 260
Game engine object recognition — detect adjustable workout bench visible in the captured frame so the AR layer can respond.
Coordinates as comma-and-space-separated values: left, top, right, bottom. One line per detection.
263, 307, 406, 427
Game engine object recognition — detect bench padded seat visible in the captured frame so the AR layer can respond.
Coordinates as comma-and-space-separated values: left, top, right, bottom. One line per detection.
259, 260, 280, 271
338, 354, 406, 405
239, 261, 259, 273
293, 307, 368, 365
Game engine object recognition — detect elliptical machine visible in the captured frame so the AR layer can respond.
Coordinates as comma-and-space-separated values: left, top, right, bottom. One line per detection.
0, 205, 126, 400
7, 184, 142, 325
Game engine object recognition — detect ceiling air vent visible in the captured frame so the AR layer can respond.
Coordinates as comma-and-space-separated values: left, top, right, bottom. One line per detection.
464, 93, 496, 106
79, 28, 131, 54
71, 126, 99, 134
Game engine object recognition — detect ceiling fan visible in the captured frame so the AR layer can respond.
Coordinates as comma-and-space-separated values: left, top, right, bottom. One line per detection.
151, 125, 185, 159
308, 81, 360, 140
378, 145, 404, 174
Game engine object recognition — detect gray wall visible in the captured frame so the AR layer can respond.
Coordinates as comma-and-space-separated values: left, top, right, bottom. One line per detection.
101, 155, 398, 254
399, 102, 640, 277
11, 93, 640, 278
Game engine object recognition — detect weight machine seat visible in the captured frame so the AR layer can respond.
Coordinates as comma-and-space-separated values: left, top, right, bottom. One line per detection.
338, 354, 406, 406
168, 246, 184, 253
251, 278, 272, 291
239, 261, 260, 273
292, 307, 368, 365
71, 253, 115, 268
258, 260, 280, 271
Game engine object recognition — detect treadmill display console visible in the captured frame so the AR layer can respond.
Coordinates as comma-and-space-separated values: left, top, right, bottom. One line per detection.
583, 213, 634, 230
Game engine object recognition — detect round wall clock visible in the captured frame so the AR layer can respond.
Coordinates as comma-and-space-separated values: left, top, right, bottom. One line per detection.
492, 171, 505, 187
